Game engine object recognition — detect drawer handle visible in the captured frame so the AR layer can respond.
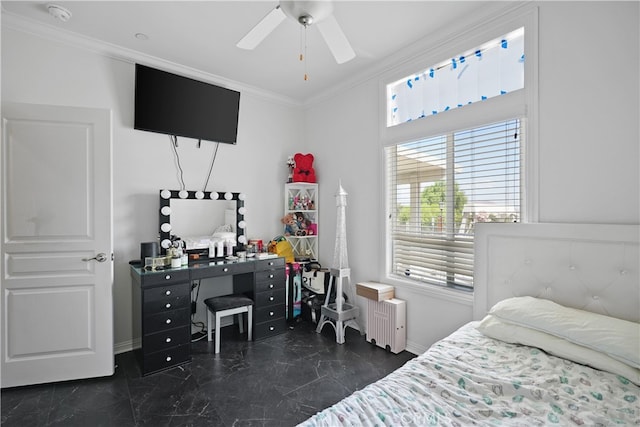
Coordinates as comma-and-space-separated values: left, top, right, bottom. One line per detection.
223, 267, 229, 272
166, 356, 172, 362
269, 311, 274, 316
165, 337, 172, 343
269, 284, 274, 289
269, 296, 274, 301
269, 274, 274, 279
165, 319, 172, 324
268, 261, 274, 266
269, 326, 275, 331
165, 275, 171, 280
165, 290, 171, 296
165, 303, 171, 309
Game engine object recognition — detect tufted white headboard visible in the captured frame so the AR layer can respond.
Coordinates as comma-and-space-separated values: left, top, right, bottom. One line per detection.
474, 223, 639, 322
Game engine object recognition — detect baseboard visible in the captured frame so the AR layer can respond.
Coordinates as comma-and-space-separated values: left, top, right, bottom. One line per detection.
405, 340, 426, 355
114, 338, 140, 355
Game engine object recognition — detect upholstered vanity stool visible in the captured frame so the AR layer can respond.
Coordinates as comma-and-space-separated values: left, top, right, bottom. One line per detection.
204, 294, 254, 354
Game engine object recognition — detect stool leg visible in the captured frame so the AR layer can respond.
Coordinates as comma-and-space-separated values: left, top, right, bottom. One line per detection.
207, 308, 213, 342
247, 306, 253, 341
238, 313, 244, 334
215, 311, 222, 354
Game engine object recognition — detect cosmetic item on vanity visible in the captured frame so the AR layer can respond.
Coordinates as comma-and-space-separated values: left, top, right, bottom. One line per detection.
209, 242, 216, 259
140, 241, 159, 260
171, 256, 181, 268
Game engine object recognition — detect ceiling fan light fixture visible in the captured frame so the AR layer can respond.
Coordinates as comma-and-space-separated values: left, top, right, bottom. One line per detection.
298, 14, 313, 27
280, 1, 333, 25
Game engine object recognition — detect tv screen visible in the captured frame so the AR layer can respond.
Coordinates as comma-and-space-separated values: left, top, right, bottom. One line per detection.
134, 64, 240, 144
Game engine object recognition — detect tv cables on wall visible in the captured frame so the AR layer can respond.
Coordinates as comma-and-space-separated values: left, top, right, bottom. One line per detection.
202, 142, 220, 192
169, 135, 186, 191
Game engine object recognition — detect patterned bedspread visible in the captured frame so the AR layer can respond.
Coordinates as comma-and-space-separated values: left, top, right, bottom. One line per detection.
300, 322, 640, 426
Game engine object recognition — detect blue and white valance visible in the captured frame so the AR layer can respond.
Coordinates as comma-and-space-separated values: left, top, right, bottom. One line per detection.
387, 27, 525, 127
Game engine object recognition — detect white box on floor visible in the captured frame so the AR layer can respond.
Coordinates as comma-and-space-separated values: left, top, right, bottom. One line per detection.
356, 281, 394, 301
365, 298, 406, 353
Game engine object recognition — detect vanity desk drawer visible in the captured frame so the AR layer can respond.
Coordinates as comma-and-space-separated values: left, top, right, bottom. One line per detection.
255, 275, 285, 293
254, 288, 285, 307
140, 270, 190, 287
144, 282, 190, 301
255, 304, 285, 323
255, 257, 285, 269
143, 343, 191, 375
255, 318, 287, 338
144, 326, 191, 354
191, 261, 253, 280
143, 308, 190, 335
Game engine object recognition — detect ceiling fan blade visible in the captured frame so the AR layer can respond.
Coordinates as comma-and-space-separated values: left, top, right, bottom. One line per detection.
316, 15, 355, 64
237, 5, 286, 50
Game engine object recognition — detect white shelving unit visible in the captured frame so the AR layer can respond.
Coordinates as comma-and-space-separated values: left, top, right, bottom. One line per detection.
284, 183, 318, 261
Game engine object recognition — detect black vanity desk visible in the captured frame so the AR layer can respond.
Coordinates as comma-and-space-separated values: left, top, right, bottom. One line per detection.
130, 256, 286, 375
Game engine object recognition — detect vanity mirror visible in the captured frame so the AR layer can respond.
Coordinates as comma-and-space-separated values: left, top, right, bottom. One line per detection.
158, 189, 247, 254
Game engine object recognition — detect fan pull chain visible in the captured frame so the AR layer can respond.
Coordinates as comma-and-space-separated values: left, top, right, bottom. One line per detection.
300, 24, 308, 81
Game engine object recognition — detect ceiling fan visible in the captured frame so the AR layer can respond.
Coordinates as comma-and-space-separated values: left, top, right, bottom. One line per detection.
236, 0, 356, 64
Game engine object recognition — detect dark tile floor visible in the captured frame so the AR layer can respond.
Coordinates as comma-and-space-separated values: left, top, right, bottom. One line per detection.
1, 321, 416, 427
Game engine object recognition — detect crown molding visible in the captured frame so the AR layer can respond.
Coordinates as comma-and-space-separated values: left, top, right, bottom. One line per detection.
1, 10, 303, 109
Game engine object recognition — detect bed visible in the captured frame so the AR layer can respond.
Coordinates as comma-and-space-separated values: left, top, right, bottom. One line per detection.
300, 223, 640, 426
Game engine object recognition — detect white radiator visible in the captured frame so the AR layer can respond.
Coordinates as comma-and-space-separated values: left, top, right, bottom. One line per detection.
366, 298, 406, 353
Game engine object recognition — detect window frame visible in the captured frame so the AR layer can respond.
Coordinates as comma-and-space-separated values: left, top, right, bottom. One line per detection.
378, 6, 539, 294
386, 119, 524, 291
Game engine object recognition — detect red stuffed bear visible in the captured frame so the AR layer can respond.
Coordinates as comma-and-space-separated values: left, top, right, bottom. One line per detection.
292, 153, 316, 183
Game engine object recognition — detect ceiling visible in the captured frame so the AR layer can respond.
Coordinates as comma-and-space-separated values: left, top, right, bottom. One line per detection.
1, 1, 497, 104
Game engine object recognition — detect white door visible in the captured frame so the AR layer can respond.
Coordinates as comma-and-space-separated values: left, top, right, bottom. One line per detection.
1, 103, 113, 388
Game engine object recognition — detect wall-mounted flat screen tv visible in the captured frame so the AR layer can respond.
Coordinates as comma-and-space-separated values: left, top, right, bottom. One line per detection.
134, 64, 240, 144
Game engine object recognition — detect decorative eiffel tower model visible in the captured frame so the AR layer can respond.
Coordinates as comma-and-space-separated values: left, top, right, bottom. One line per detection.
316, 182, 361, 344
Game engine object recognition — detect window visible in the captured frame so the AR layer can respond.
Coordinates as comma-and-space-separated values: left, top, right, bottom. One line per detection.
382, 20, 533, 290
386, 120, 522, 289
387, 28, 524, 127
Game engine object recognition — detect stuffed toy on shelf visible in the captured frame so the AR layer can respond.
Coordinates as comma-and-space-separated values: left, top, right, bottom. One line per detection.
281, 213, 299, 236
292, 153, 316, 183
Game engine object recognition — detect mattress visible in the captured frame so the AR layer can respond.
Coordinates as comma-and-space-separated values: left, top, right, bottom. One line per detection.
300, 321, 640, 426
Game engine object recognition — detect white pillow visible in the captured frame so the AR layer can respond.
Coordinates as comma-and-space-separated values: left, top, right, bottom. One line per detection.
488, 296, 640, 369
478, 314, 640, 385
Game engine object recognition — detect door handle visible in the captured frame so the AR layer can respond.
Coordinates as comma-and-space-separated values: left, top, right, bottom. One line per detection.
83, 253, 108, 262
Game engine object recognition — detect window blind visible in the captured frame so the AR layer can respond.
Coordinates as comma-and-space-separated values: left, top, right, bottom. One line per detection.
386, 119, 522, 289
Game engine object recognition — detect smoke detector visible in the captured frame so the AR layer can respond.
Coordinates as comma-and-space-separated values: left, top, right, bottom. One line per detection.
47, 4, 72, 22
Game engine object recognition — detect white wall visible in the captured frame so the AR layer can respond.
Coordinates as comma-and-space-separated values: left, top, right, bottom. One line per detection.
306, 1, 639, 352
537, 2, 639, 223
1, 27, 304, 350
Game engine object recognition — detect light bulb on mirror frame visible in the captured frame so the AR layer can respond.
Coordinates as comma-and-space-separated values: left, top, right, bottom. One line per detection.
160, 189, 171, 199
238, 235, 247, 244
178, 190, 189, 199
224, 192, 233, 200
238, 193, 246, 201
161, 239, 172, 249
238, 221, 246, 229
195, 191, 204, 199
238, 207, 246, 215
161, 223, 172, 232
160, 206, 171, 216
210, 192, 219, 200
